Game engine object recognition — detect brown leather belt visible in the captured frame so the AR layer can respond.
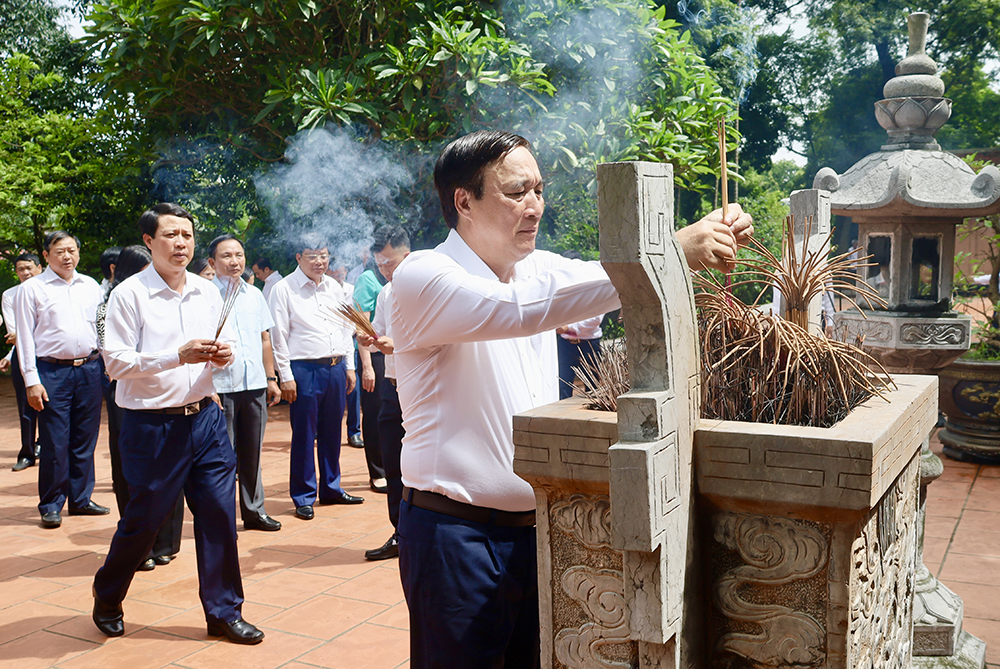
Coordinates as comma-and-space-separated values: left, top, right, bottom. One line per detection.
387, 377, 397, 387
402, 487, 535, 527
136, 397, 212, 416
38, 350, 100, 367
296, 356, 344, 366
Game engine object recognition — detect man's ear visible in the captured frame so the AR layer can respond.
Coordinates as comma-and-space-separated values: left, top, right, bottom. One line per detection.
454, 187, 473, 220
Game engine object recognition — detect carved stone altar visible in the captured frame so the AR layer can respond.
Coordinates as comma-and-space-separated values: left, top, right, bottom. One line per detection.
515, 159, 940, 668
697, 375, 935, 667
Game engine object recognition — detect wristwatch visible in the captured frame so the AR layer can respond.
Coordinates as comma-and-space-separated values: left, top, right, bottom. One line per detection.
266, 376, 278, 381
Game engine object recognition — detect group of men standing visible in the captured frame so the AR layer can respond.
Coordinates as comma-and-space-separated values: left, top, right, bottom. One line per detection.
4, 129, 753, 666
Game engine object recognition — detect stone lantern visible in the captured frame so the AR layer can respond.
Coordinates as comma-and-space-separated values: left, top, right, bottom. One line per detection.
815, 12, 1000, 374
814, 12, 998, 668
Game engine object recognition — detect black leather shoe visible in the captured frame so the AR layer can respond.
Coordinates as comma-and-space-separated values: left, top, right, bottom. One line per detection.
244, 514, 282, 532
207, 617, 264, 644
347, 434, 364, 448
40, 511, 61, 528
93, 589, 124, 637
369, 478, 388, 494
11, 457, 34, 472
69, 501, 110, 516
153, 555, 174, 566
318, 491, 364, 505
136, 558, 156, 572
364, 533, 399, 561
33, 443, 40, 458
294, 505, 314, 520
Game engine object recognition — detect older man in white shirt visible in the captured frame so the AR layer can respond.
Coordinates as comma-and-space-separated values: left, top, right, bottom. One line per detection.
92, 203, 263, 645
2, 252, 43, 472
15, 232, 108, 528
390, 130, 754, 668
268, 237, 361, 521
209, 234, 282, 532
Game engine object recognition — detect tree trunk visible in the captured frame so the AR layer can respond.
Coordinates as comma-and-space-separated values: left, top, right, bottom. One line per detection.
875, 39, 897, 85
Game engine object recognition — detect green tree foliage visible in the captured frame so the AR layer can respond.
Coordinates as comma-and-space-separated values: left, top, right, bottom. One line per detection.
85, 0, 737, 256
0, 54, 146, 269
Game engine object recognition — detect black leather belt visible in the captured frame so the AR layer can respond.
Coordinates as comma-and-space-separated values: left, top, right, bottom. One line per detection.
38, 350, 100, 367
296, 356, 344, 366
136, 397, 212, 416
402, 487, 535, 527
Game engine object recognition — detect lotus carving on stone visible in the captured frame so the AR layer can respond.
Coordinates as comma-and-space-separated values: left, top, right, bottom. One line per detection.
875, 97, 952, 134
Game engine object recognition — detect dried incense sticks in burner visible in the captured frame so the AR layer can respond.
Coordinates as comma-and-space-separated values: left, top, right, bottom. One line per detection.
573, 215, 893, 428
320, 302, 379, 340
213, 276, 241, 343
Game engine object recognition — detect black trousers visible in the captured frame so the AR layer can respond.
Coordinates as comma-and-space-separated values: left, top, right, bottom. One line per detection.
361, 351, 386, 481
94, 403, 243, 623
10, 348, 37, 463
378, 377, 405, 528
105, 379, 183, 559
220, 388, 269, 522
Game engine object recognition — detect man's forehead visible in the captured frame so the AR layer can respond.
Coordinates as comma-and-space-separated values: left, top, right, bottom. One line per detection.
490, 147, 542, 184
157, 215, 193, 234
50, 238, 79, 250
15, 260, 36, 268
216, 239, 244, 252
301, 247, 328, 254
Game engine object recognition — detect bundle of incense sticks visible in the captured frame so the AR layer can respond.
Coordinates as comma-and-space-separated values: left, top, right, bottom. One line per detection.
322, 301, 379, 340
213, 276, 241, 342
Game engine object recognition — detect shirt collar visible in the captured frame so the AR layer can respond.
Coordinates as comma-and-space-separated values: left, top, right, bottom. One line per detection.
440, 229, 504, 281
212, 275, 247, 295
265, 271, 281, 285
289, 266, 328, 290
41, 265, 82, 285
142, 264, 207, 298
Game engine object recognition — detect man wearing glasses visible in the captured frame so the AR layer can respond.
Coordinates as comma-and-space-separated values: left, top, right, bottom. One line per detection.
268, 238, 361, 521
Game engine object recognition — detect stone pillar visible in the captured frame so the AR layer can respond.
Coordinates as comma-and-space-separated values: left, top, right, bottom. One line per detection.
912, 440, 988, 668
514, 160, 699, 669
782, 188, 832, 335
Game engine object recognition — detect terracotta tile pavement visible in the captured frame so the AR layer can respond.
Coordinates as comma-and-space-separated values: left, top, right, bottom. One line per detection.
1, 375, 999, 667
0, 377, 408, 668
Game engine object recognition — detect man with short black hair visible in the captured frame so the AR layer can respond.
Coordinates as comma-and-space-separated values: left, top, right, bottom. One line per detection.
359, 224, 410, 561
251, 256, 282, 302
268, 237, 361, 521
2, 252, 43, 471
392, 130, 753, 667
15, 233, 108, 528
208, 233, 282, 532
93, 203, 263, 644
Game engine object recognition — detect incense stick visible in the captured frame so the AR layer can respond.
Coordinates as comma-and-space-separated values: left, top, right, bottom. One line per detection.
213, 276, 241, 343
717, 118, 729, 220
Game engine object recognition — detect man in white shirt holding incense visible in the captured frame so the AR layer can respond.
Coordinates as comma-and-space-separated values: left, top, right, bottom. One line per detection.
14, 232, 108, 528
268, 236, 361, 521
208, 234, 282, 532
92, 203, 263, 644
390, 130, 753, 667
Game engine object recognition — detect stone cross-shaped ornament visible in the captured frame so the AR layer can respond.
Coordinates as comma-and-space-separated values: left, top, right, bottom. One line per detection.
598, 161, 700, 665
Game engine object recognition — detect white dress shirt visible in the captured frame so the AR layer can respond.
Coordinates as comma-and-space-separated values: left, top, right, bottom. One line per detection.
2, 286, 17, 337
103, 265, 235, 410
1, 287, 13, 365
392, 230, 621, 512
15, 267, 102, 387
268, 267, 355, 383
210, 277, 274, 394
559, 314, 604, 341
371, 282, 396, 379
261, 270, 283, 302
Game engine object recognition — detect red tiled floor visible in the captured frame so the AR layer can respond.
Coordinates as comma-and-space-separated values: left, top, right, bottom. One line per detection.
3, 377, 1000, 667
0, 376, 405, 668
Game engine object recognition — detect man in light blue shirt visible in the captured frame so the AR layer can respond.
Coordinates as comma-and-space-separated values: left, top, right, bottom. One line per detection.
209, 234, 282, 532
